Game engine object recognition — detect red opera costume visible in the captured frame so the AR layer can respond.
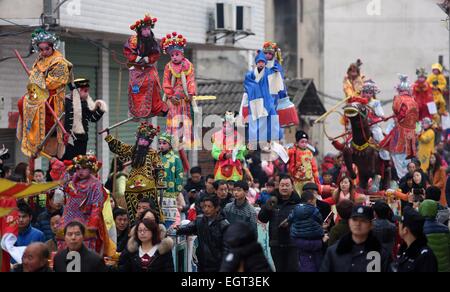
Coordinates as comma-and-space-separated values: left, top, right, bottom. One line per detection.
413, 68, 434, 121
123, 14, 167, 118
161, 32, 197, 148
57, 155, 107, 253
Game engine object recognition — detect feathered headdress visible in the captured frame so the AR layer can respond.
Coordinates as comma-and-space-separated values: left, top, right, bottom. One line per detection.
31, 28, 59, 52
130, 13, 157, 31
161, 32, 187, 54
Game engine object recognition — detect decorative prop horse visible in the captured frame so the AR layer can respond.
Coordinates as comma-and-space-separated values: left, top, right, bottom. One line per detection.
333, 102, 390, 192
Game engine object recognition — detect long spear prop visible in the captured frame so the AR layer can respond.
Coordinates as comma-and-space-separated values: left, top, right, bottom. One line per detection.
13, 49, 69, 141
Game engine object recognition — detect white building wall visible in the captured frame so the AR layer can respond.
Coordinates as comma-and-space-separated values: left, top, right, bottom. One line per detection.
58, 0, 265, 49
323, 0, 449, 153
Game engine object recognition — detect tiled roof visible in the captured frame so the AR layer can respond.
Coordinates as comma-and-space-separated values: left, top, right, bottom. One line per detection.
196, 78, 326, 116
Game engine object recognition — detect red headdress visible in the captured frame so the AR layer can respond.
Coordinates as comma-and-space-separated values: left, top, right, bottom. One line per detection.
161, 32, 187, 54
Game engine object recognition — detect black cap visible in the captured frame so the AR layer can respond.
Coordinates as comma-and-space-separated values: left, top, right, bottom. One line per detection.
400, 206, 424, 231
69, 78, 90, 90
295, 130, 309, 142
302, 182, 319, 192
350, 205, 374, 221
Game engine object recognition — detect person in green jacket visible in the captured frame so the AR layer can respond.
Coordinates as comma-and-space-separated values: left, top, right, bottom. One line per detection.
419, 199, 450, 272
159, 133, 185, 229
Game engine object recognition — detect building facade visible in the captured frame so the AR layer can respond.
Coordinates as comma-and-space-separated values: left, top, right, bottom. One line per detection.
0, 0, 266, 180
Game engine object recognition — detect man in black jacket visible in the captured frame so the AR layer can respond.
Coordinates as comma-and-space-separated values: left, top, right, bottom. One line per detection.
53, 221, 106, 272
391, 206, 438, 272
258, 174, 301, 272
63, 78, 107, 160
176, 195, 230, 272
320, 205, 390, 272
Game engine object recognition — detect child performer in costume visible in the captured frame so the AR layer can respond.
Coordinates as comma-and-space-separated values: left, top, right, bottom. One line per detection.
161, 32, 197, 149
243, 50, 282, 146
360, 79, 390, 161
212, 112, 248, 182
158, 133, 185, 228
105, 122, 166, 224
124, 14, 168, 118
427, 63, 448, 121
262, 41, 299, 128
17, 28, 72, 158
381, 75, 419, 178
57, 154, 107, 253
63, 78, 107, 160
413, 68, 434, 122
288, 130, 320, 194
343, 59, 365, 99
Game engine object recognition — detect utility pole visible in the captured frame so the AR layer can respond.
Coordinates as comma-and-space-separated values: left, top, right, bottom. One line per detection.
437, 0, 450, 112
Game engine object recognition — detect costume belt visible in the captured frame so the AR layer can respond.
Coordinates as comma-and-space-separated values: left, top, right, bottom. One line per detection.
351, 140, 378, 152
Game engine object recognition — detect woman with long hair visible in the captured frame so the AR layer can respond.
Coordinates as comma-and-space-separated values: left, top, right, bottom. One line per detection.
323, 176, 366, 206
115, 219, 174, 272
428, 152, 447, 207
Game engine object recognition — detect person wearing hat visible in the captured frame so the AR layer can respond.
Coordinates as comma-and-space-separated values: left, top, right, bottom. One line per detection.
392, 206, 438, 272
413, 68, 434, 121
243, 50, 282, 146
17, 28, 73, 159
288, 130, 320, 195
418, 200, 450, 272
161, 31, 196, 148
57, 153, 107, 254
320, 205, 390, 272
380, 74, 419, 178
62, 78, 107, 161
158, 133, 185, 228
417, 117, 435, 172
124, 13, 168, 118
343, 59, 365, 100
427, 63, 448, 119
105, 122, 166, 224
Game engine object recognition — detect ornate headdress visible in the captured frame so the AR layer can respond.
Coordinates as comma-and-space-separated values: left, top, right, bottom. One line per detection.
72, 153, 102, 173
362, 79, 380, 95
416, 68, 428, 78
158, 132, 174, 146
130, 13, 157, 31
396, 74, 411, 94
31, 28, 59, 52
161, 32, 187, 54
136, 122, 160, 141
262, 41, 283, 64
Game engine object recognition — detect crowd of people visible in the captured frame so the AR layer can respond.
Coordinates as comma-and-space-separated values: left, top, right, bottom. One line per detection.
2, 11, 450, 273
